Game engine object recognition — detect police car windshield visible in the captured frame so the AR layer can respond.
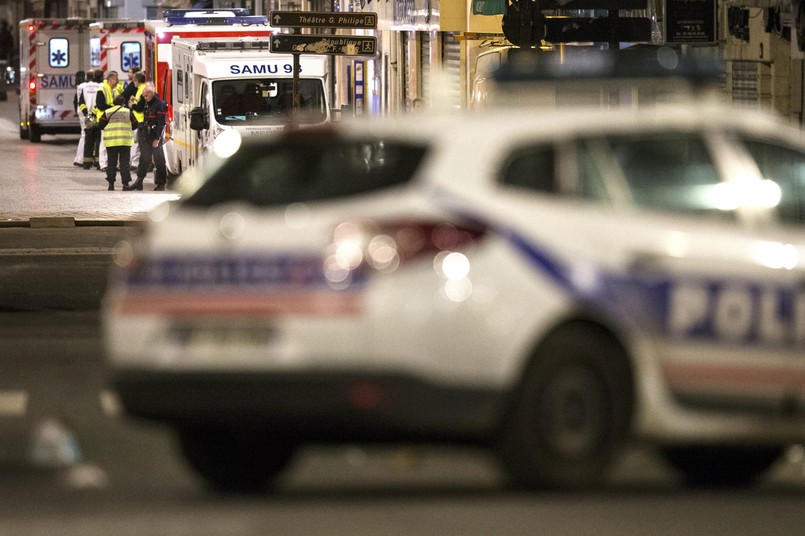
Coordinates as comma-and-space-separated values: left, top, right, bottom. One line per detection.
183, 139, 428, 207
213, 79, 327, 125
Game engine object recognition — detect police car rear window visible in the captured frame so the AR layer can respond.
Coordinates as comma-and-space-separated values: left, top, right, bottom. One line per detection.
184, 139, 428, 207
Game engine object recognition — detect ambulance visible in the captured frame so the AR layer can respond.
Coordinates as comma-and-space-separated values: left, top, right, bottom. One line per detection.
18, 18, 93, 142
143, 9, 273, 175
170, 37, 330, 175
89, 20, 146, 77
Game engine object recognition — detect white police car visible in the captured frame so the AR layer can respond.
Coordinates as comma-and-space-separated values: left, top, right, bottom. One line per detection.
103, 57, 805, 492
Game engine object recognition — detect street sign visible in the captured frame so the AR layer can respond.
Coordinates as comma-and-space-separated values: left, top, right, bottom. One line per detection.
270, 34, 377, 56
540, 0, 646, 8
544, 17, 652, 43
269, 11, 378, 29
665, 0, 717, 43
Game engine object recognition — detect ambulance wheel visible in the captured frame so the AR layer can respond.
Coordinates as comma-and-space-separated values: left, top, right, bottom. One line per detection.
660, 445, 783, 488
499, 324, 633, 490
178, 425, 297, 493
28, 125, 41, 143
0, 91, 7, 101
19, 124, 28, 140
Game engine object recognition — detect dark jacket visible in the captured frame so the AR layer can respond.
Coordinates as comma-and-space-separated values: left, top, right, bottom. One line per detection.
137, 94, 168, 142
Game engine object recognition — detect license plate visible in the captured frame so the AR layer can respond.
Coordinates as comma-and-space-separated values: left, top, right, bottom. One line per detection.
34, 107, 53, 121
168, 323, 277, 359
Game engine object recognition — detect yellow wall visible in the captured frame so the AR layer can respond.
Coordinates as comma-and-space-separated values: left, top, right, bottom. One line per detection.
441, 0, 505, 34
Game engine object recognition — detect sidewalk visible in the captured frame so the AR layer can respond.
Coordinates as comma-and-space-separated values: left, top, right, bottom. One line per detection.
0, 94, 180, 224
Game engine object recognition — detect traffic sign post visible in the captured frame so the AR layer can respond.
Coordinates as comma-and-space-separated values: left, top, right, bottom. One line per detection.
268, 10, 378, 122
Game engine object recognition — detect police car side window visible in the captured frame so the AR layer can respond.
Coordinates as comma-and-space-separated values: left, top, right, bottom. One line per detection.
576, 142, 609, 201
607, 133, 724, 216
740, 138, 805, 226
500, 146, 557, 194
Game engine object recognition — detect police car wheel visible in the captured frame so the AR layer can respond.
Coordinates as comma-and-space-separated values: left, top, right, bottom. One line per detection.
660, 445, 783, 488
499, 325, 632, 490
177, 425, 297, 493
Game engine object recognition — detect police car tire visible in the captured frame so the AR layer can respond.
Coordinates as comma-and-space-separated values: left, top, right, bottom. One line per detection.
177, 425, 297, 493
660, 445, 783, 488
499, 325, 632, 490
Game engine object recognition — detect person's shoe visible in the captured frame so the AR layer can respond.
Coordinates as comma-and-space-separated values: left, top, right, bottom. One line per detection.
122, 184, 132, 191
154, 184, 166, 191
82, 164, 91, 170
131, 179, 144, 191
73, 162, 83, 167
107, 183, 114, 191
100, 167, 107, 172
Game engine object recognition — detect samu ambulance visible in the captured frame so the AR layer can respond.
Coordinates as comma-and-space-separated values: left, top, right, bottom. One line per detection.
89, 20, 147, 76
170, 37, 330, 175
143, 9, 273, 175
19, 18, 93, 143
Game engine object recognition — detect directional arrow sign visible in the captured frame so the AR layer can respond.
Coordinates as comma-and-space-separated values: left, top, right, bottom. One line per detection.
270, 34, 377, 56
270, 11, 378, 29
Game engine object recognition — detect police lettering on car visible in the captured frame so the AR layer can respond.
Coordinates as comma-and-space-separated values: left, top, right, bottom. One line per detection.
668, 280, 805, 347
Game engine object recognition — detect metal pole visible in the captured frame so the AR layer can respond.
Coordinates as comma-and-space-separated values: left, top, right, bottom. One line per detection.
292, 52, 300, 126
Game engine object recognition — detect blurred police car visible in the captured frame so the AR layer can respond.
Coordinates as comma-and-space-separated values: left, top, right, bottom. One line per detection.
103, 53, 805, 493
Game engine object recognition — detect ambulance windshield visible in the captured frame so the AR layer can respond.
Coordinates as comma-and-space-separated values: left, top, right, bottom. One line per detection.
213, 79, 327, 125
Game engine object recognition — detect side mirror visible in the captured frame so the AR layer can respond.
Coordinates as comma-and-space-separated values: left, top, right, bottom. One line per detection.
189, 107, 209, 131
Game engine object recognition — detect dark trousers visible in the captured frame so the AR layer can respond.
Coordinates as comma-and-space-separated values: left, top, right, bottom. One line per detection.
136, 128, 168, 186
105, 145, 132, 186
83, 126, 101, 167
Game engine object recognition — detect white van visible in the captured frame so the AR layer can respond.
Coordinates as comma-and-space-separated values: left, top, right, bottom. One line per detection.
170, 37, 330, 174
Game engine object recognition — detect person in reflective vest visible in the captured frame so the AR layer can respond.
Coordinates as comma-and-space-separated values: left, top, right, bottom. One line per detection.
77, 70, 102, 169
99, 96, 139, 191
127, 71, 146, 170
95, 71, 125, 172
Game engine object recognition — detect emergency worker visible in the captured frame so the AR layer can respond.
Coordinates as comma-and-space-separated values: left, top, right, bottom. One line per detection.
131, 83, 168, 191
99, 96, 138, 191
122, 66, 141, 101
72, 70, 86, 167
77, 70, 101, 169
126, 71, 146, 169
95, 71, 124, 172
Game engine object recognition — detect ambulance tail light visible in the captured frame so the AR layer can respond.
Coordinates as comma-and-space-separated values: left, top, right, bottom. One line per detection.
29, 78, 37, 106
27, 24, 36, 32
325, 218, 487, 278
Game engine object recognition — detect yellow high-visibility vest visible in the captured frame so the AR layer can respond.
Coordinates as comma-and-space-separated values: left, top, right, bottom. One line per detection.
103, 105, 134, 148
131, 84, 145, 123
